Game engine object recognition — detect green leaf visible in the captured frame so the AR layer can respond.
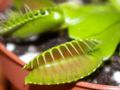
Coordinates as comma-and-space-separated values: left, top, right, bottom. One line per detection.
69, 10, 120, 60
90, 22, 120, 60
24, 39, 103, 85
60, 3, 113, 26
109, 0, 120, 11
69, 10, 120, 39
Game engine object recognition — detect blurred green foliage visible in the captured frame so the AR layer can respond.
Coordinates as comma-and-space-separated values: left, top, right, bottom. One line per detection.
12, 0, 55, 10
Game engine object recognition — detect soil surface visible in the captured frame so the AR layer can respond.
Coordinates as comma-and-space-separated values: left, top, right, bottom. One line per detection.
1, 30, 120, 86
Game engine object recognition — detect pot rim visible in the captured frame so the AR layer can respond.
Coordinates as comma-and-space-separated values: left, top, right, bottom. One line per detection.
0, 42, 25, 66
0, 0, 11, 11
0, 42, 120, 89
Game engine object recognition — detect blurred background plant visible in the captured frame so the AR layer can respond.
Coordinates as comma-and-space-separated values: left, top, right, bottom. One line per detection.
0, 0, 113, 12
9, 0, 109, 11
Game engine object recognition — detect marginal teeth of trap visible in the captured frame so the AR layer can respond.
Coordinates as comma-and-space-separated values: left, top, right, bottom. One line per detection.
24, 4, 32, 13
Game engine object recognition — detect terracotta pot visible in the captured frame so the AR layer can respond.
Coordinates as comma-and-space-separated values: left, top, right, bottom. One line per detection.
0, 64, 7, 90
0, 42, 120, 90
0, 0, 11, 11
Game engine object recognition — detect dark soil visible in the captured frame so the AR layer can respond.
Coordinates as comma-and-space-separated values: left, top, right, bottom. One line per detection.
1, 30, 120, 86
83, 55, 120, 86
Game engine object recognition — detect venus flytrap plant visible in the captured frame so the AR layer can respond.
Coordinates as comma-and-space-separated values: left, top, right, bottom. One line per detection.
24, 10, 120, 85
0, 0, 120, 86
23, 3, 120, 85
0, 7, 64, 39
0, 2, 114, 39
24, 39, 103, 85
